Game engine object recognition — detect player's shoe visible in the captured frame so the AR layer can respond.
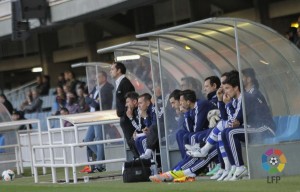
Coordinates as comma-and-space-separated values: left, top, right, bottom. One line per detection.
206, 164, 221, 176
79, 166, 91, 173
87, 167, 106, 174
229, 166, 248, 181
186, 149, 208, 158
223, 167, 236, 181
149, 172, 173, 183
217, 170, 229, 181
210, 169, 224, 180
173, 176, 196, 183
140, 153, 152, 159
149, 170, 189, 183
185, 144, 200, 152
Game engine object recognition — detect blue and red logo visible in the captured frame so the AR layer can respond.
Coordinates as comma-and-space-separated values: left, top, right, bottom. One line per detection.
262, 148, 287, 174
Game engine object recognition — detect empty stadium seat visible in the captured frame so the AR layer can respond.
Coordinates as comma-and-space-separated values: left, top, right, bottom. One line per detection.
264, 115, 300, 144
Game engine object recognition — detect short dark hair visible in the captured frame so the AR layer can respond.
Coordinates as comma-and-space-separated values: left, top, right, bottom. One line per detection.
180, 89, 196, 103
204, 76, 221, 89
139, 93, 152, 102
242, 68, 259, 89
222, 70, 240, 90
169, 89, 181, 101
114, 62, 126, 74
125, 91, 139, 101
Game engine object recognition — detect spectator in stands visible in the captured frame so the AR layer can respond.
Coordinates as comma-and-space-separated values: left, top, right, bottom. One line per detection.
11, 110, 32, 130
65, 92, 79, 114
20, 90, 33, 111
59, 107, 73, 127
57, 73, 66, 88
64, 70, 80, 96
0, 94, 13, 114
63, 84, 71, 95
36, 75, 50, 96
22, 89, 43, 114
52, 85, 66, 115
76, 86, 89, 113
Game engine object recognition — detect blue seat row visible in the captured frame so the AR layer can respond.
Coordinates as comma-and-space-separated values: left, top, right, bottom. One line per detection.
264, 115, 300, 144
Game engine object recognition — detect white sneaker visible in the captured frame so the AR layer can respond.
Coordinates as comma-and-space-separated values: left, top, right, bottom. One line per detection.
185, 144, 200, 152
210, 169, 224, 180
223, 167, 236, 181
229, 166, 248, 181
140, 153, 152, 159
217, 170, 229, 181
186, 149, 208, 158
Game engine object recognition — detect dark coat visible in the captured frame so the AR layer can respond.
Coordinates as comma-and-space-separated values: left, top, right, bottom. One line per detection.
116, 77, 135, 117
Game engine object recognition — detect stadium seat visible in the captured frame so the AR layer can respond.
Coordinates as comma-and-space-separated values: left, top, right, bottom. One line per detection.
276, 115, 300, 143
264, 115, 300, 144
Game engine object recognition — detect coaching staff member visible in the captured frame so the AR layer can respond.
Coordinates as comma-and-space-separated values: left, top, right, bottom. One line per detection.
110, 62, 139, 158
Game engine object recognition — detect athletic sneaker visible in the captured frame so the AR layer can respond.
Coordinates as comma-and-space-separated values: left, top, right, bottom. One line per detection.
87, 167, 106, 174
149, 172, 173, 183
210, 169, 224, 180
149, 170, 186, 183
229, 166, 248, 181
185, 144, 200, 152
173, 176, 196, 183
206, 164, 221, 176
217, 170, 229, 181
223, 167, 236, 181
140, 153, 152, 159
79, 166, 91, 173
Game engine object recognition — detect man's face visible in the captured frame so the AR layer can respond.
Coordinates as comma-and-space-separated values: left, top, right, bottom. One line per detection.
138, 97, 149, 112
203, 79, 216, 95
110, 64, 119, 79
60, 110, 68, 115
220, 76, 227, 88
181, 79, 189, 90
98, 73, 105, 85
179, 95, 189, 110
223, 83, 239, 99
32, 91, 38, 98
242, 75, 251, 88
126, 98, 137, 109
12, 114, 19, 121
169, 97, 180, 110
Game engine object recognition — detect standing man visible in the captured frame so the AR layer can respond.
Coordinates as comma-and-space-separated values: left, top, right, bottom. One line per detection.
110, 62, 139, 158
82, 71, 114, 173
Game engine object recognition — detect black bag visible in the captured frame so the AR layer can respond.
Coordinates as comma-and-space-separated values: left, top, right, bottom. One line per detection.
123, 159, 151, 183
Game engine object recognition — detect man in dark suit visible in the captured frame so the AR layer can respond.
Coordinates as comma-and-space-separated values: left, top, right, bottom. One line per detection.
110, 62, 139, 158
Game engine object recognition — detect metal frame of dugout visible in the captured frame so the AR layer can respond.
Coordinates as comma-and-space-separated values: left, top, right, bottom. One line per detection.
97, 17, 300, 178
0, 119, 43, 176
32, 110, 126, 183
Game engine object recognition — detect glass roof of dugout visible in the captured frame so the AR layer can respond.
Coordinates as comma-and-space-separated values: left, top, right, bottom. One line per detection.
98, 17, 300, 116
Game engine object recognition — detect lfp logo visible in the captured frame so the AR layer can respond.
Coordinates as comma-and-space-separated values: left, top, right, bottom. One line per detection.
262, 148, 287, 184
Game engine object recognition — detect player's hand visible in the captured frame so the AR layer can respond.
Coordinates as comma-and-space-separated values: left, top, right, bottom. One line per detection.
217, 88, 224, 101
143, 127, 149, 134
223, 94, 231, 104
231, 119, 240, 128
133, 131, 137, 140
